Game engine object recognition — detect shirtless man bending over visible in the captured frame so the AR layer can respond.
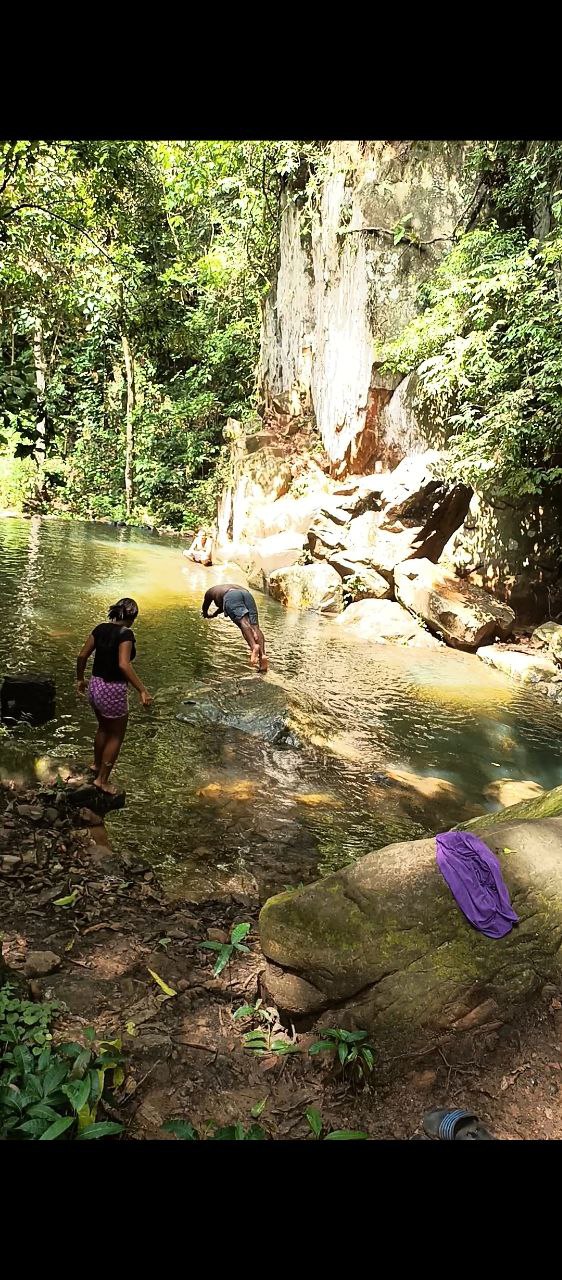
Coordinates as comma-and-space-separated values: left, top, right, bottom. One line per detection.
202, 584, 268, 673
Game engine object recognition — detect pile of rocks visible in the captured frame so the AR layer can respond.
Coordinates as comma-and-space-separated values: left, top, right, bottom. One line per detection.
226, 449, 517, 653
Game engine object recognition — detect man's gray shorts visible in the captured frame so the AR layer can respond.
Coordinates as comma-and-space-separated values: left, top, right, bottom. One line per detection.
223, 588, 258, 626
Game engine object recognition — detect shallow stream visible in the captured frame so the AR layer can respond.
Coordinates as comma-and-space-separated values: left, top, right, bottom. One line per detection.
1, 518, 561, 899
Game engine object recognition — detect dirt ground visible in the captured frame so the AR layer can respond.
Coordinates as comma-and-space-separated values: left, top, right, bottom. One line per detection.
2, 777, 562, 1141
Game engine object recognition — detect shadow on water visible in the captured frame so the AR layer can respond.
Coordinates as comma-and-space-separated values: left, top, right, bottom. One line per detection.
1, 518, 562, 900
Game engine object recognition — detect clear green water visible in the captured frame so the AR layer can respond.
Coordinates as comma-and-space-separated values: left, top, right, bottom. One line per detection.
1, 517, 561, 899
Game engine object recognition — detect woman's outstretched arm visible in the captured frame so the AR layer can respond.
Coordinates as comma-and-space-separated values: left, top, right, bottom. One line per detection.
76, 634, 95, 693
118, 640, 152, 706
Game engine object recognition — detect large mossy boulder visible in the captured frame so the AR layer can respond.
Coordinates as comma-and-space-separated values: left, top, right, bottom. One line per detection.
259, 812, 562, 1049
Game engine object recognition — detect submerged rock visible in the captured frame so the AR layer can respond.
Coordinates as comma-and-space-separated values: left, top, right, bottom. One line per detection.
386, 767, 463, 806
463, 782, 562, 833
484, 779, 545, 809
395, 558, 515, 650
177, 678, 302, 749
260, 813, 562, 1049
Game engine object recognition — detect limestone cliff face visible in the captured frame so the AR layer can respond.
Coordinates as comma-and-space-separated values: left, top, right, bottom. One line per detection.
258, 140, 471, 474
216, 142, 561, 624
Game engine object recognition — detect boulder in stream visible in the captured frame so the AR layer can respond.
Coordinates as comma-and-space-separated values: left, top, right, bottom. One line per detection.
335, 598, 440, 647
268, 562, 344, 613
1, 674, 56, 726
243, 531, 307, 591
338, 565, 393, 603
395, 558, 515, 650
477, 644, 560, 691
260, 809, 562, 1050
532, 622, 562, 664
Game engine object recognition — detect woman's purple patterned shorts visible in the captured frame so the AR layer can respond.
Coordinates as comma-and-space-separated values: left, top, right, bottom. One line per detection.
88, 676, 128, 719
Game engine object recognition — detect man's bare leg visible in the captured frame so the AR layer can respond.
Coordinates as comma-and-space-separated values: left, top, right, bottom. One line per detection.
254, 626, 268, 672
238, 616, 261, 667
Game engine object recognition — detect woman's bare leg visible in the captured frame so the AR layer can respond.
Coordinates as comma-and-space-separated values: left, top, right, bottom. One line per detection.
93, 708, 107, 775
94, 714, 129, 794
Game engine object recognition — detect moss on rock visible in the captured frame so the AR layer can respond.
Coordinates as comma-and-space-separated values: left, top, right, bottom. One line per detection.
260, 808, 562, 1049
462, 784, 562, 833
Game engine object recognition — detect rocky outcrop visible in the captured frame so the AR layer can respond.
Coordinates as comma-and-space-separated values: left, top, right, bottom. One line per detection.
250, 143, 562, 617
473, 621, 562, 705
338, 566, 392, 603
258, 141, 471, 474
335, 598, 440, 647
478, 646, 558, 683
241, 532, 307, 592
305, 451, 472, 589
533, 622, 562, 664
268, 562, 344, 614
259, 812, 562, 1049
395, 559, 515, 651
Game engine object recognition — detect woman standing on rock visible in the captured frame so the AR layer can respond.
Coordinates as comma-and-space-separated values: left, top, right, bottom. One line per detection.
76, 597, 152, 794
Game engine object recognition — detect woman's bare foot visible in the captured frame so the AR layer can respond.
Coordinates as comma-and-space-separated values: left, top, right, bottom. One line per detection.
94, 778, 119, 796
250, 646, 260, 667
258, 656, 269, 674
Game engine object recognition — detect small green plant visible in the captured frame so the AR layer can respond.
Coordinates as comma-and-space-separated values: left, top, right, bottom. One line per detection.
1, 988, 126, 1141
243, 1028, 300, 1056
309, 1028, 374, 1083
163, 1117, 267, 1141
305, 1106, 368, 1140
198, 922, 251, 977
233, 999, 300, 1056
0, 985, 60, 1056
392, 213, 419, 246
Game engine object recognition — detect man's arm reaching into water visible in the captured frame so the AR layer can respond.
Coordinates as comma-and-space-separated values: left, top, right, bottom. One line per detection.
202, 587, 223, 618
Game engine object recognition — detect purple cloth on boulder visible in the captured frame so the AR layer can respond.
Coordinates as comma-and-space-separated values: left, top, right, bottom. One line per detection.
435, 830, 519, 939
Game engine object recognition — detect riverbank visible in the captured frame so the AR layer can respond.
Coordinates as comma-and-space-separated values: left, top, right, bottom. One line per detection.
3, 775, 562, 1140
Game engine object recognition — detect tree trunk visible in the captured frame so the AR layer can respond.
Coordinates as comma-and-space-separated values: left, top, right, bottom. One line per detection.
121, 329, 136, 517
33, 318, 47, 467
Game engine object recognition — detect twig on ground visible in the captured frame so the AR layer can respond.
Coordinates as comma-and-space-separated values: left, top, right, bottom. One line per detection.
120, 1058, 163, 1104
